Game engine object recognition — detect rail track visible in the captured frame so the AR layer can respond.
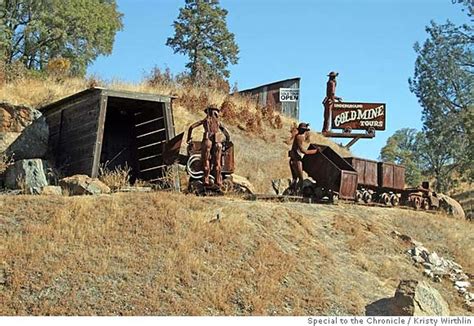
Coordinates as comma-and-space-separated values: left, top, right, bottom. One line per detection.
245, 193, 440, 214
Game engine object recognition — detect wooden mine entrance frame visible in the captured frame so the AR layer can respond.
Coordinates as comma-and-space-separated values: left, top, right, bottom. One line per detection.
40, 88, 179, 187
323, 102, 386, 149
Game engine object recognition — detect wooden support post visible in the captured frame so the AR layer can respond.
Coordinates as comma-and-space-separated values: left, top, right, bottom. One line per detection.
344, 137, 361, 149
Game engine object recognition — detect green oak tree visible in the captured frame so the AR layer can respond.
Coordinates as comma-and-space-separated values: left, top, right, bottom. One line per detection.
380, 128, 424, 187
166, 0, 239, 82
0, 0, 123, 76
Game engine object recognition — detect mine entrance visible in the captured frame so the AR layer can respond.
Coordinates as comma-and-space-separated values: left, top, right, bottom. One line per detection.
101, 96, 169, 183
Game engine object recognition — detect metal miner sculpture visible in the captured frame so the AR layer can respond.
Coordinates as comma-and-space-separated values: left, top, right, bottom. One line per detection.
322, 71, 343, 133
187, 106, 231, 188
289, 123, 319, 194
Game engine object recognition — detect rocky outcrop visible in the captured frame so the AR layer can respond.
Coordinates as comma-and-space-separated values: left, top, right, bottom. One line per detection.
4, 159, 49, 193
391, 280, 450, 316
392, 230, 473, 311
438, 194, 465, 219
5, 112, 48, 160
0, 102, 49, 160
230, 174, 255, 194
59, 175, 111, 195
0, 102, 36, 133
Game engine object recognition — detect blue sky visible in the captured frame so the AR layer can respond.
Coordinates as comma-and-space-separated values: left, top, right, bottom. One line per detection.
88, 0, 469, 160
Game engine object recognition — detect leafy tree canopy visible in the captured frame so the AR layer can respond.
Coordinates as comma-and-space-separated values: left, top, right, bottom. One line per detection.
408, 19, 473, 191
0, 0, 123, 76
380, 128, 424, 187
166, 0, 239, 82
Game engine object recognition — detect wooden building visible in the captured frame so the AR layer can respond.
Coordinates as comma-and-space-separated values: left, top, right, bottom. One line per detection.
40, 88, 177, 183
238, 77, 300, 119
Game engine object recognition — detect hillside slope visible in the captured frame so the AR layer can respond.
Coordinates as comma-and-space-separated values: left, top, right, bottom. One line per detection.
0, 77, 350, 193
1, 192, 472, 315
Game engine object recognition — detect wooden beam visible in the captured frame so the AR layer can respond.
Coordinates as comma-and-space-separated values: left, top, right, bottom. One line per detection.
322, 131, 375, 139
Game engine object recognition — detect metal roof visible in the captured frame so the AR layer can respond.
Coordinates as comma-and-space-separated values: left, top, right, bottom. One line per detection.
40, 87, 176, 113
238, 77, 301, 93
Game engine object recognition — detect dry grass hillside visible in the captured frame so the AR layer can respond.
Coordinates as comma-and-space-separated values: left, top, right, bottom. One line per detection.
1, 192, 472, 315
0, 75, 349, 192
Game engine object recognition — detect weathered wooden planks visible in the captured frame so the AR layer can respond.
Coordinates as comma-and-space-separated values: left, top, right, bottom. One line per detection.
40, 88, 176, 181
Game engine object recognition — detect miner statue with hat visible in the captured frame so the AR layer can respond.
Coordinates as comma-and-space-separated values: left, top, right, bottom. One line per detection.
289, 122, 319, 194
187, 106, 231, 188
322, 71, 343, 133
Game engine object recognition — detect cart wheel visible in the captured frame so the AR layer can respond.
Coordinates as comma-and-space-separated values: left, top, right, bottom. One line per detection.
363, 191, 372, 203
331, 194, 339, 204
355, 190, 363, 202
412, 196, 421, 210
422, 198, 430, 211
381, 193, 391, 206
302, 185, 315, 198
314, 187, 324, 200
390, 194, 399, 206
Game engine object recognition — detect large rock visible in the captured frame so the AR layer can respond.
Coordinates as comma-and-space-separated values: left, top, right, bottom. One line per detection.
438, 194, 465, 219
0, 102, 48, 159
4, 159, 49, 192
59, 175, 111, 195
391, 280, 450, 316
5, 112, 48, 160
0, 102, 35, 133
230, 174, 256, 194
0, 132, 21, 155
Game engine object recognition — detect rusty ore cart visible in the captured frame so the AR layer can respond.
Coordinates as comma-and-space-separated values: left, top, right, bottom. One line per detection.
184, 140, 235, 194
302, 144, 358, 201
344, 157, 378, 203
343, 157, 439, 209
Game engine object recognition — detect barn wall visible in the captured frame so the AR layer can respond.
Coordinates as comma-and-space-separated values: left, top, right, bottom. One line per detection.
239, 78, 300, 120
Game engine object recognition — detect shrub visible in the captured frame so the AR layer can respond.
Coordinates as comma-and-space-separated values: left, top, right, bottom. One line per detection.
99, 164, 131, 192
146, 66, 175, 88
274, 115, 283, 129
220, 97, 238, 124
46, 57, 71, 80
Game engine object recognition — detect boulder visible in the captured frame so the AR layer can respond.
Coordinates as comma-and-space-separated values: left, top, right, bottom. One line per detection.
4, 159, 49, 192
438, 194, 465, 219
428, 252, 442, 267
455, 281, 471, 289
412, 256, 425, 264
0, 132, 21, 155
5, 111, 49, 160
59, 175, 110, 195
230, 174, 256, 194
0, 102, 35, 133
0, 102, 46, 158
390, 280, 450, 316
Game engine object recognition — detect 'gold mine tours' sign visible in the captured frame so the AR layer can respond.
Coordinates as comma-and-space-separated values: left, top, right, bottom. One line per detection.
331, 102, 386, 131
